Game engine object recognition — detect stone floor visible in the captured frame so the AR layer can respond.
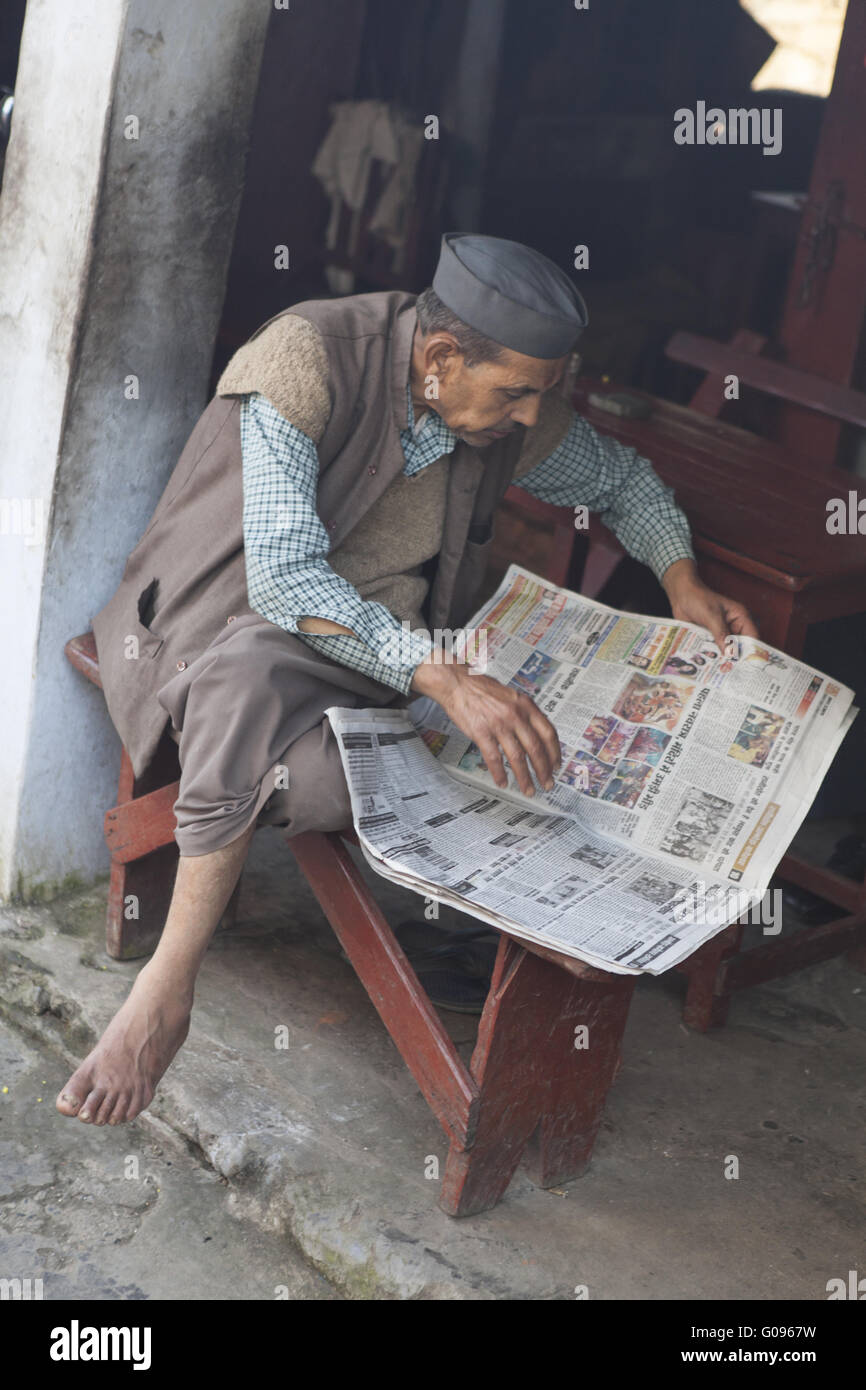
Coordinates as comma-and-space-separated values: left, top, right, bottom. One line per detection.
0, 1014, 337, 1301
0, 822, 864, 1300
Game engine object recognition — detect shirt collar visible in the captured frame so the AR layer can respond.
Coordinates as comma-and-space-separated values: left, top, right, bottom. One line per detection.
404, 380, 459, 451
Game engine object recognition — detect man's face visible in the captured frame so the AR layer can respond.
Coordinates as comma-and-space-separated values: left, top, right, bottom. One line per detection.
416, 332, 569, 448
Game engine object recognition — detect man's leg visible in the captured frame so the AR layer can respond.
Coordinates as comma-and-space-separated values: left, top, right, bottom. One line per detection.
56, 824, 255, 1125
56, 616, 403, 1126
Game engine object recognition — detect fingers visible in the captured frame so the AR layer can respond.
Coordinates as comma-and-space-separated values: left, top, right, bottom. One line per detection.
499, 724, 555, 797
716, 600, 759, 640
730, 607, 759, 639
497, 731, 534, 795
527, 703, 562, 773
520, 720, 558, 789
476, 732, 509, 790
477, 722, 551, 796
707, 605, 729, 648
445, 673, 562, 795
507, 696, 558, 785
470, 710, 559, 796
702, 596, 759, 646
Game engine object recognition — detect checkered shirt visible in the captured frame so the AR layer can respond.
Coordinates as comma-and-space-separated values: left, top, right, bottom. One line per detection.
241, 383, 694, 693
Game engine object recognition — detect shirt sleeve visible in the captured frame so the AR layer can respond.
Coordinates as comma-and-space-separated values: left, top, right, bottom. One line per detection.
511, 410, 695, 582
241, 393, 432, 694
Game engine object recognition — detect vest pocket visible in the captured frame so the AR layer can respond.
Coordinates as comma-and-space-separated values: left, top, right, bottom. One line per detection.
132, 580, 165, 658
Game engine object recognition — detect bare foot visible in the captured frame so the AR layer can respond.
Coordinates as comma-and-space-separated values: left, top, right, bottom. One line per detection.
55, 965, 192, 1125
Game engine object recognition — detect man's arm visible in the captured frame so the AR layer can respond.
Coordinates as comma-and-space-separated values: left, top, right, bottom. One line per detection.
242, 393, 560, 796
241, 393, 432, 692
512, 408, 757, 645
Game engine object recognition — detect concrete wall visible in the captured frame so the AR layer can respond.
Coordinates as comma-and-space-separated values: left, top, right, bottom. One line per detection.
0, 0, 271, 898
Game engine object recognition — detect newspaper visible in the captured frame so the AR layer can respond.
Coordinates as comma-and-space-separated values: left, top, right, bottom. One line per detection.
326, 565, 857, 975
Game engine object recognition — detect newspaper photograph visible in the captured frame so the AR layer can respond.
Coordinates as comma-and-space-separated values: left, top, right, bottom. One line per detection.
327, 565, 857, 975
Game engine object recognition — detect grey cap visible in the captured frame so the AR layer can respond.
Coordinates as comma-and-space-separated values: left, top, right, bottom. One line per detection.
431, 232, 589, 359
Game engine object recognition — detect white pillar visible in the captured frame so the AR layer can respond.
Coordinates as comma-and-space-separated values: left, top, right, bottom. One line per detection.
0, 0, 272, 900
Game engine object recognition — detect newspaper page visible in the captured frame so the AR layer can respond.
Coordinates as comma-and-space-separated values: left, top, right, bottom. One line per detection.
326, 565, 856, 975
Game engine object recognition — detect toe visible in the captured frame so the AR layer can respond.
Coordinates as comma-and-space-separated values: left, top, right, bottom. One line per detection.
77, 1088, 105, 1124
57, 1057, 99, 1117
106, 1093, 132, 1126
124, 1086, 152, 1123
56, 1086, 85, 1117
93, 1092, 118, 1126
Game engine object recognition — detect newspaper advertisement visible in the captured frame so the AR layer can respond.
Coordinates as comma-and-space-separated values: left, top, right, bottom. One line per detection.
326, 565, 857, 975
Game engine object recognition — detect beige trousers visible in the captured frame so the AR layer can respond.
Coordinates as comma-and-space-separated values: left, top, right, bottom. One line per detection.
156, 613, 407, 855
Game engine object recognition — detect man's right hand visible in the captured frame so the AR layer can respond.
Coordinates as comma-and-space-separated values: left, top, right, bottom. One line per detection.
411, 658, 561, 797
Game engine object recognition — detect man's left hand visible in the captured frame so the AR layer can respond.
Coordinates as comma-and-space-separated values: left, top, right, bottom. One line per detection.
661, 558, 758, 648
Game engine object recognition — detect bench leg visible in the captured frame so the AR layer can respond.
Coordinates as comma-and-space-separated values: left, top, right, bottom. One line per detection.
106, 846, 178, 960
105, 746, 179, 960
679, 921, 743, 1031
439, 939, 635, 1217
527, 969, 635, 1189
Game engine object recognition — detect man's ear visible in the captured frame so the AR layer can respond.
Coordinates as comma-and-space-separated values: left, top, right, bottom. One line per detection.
424, 333, 461, 385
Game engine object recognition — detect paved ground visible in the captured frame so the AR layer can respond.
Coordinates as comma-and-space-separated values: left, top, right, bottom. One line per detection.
1, 823, 864, 1300
0, 1015, 338, 1300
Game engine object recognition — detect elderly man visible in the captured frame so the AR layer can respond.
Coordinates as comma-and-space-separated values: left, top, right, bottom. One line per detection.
57, 233, 756, 1127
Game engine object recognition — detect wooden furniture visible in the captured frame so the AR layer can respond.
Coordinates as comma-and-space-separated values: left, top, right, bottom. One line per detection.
770, 0, 866, 465
666, 329, 866, 438
504, 375, 866, 1029
64, 573, 635, 1216
566, 376, 866, 652
291, 827, 634, 1217
665, 4, 866, 469
65, 632, 184, 961
64, 345, 866, 1206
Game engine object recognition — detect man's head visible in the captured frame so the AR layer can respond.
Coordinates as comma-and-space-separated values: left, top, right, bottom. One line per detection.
410, 233, 588, 448
413, 288, 569, 447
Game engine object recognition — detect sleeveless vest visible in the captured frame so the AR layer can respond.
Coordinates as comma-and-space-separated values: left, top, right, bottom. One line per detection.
91, 292, 552, 777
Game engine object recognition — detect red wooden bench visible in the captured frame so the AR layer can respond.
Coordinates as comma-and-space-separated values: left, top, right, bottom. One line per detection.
665, 329, 866, 438
66, 355, 866, 1206
567, 370, 866, 650
66, 626, 655, 1216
